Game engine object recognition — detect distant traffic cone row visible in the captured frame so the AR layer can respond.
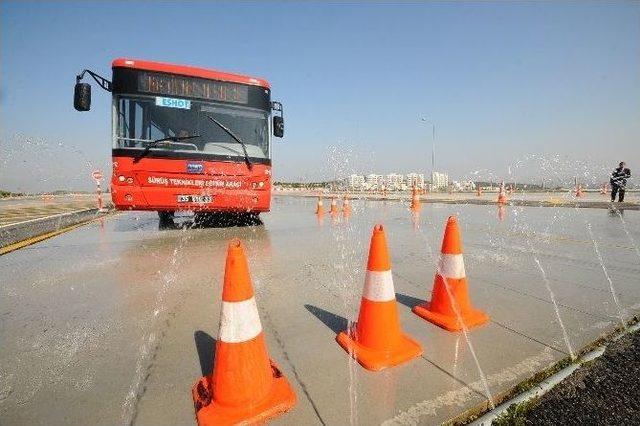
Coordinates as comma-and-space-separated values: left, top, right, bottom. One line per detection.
192, 240, 296, 425
413, 216, 489, 331
336, 225, 422, 371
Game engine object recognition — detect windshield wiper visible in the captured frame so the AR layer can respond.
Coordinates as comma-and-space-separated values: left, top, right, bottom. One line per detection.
205, 114, 252, 170
133, 134, 200, 163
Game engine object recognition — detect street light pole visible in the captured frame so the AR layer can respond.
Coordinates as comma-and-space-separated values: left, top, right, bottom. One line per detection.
420, 117, 436, 181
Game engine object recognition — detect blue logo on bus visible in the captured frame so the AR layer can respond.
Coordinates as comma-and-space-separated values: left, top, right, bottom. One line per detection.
155, 97, 191, 109
186, 163, 204, 174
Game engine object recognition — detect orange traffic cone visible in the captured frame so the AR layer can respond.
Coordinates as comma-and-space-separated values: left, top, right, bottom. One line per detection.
575, 185, 584, 198
413, 216, 489, 331
342, 196, 352, 216
192, 240, 296, 425
330, 197, 339, 215
315, 197, 324, 215
410, 186, 421, 212
497, 182, 508, 205
476, 185, 482, 197
336, 225, 422, 371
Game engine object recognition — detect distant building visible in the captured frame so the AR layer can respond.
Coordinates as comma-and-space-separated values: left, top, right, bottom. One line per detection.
346, 172, 429, 191
452, 180, 475, 191
406, 173, 425, 189
365, 174, 384, 189
385, 173, 404, 190
431, 171, 449, 190
348, 174, 365, 189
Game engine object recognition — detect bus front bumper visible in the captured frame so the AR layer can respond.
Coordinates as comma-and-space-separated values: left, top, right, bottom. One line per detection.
111, 185, 271, 213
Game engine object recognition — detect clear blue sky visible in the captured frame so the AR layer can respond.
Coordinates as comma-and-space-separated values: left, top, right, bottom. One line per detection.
1, 1, 639, 191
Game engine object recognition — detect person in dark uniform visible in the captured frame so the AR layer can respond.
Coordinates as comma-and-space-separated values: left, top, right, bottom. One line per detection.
610, 162, 631, 202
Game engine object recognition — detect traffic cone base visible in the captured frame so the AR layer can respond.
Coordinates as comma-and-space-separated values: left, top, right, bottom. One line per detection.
336, 326, 422, 371
413, 303, 488, 332
192, 359, 296, 425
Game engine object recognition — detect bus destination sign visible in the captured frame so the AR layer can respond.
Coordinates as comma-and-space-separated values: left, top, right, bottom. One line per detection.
138, 72, 249, 105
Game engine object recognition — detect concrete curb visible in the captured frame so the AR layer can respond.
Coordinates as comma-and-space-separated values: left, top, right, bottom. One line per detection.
440, 316, 640, 425
468, 321, 640, 425
0, 208, 105, 249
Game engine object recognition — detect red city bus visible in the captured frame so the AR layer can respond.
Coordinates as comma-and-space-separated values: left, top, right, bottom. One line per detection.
73, 58, 284, 224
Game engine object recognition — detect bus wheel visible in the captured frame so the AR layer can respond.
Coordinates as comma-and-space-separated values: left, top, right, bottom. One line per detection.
158, 211, 174, 225
242, 212, 262, 226
193, 212, 214, 227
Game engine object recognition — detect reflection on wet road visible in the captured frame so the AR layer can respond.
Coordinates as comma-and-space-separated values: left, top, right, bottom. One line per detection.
1, 196, 639, 425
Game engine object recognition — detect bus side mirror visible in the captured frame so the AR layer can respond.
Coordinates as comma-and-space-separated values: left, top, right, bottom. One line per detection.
74, 82, 91, 111
273, 116, 284, 138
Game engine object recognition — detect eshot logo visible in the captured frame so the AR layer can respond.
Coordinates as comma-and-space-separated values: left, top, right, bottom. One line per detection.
155, 97, 191, 109
186, 162, 204, 174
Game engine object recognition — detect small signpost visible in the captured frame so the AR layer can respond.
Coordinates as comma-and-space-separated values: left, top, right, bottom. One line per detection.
92, 169, 107, 213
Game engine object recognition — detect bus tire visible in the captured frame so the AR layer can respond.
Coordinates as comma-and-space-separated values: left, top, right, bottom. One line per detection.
158, 211, 174, 223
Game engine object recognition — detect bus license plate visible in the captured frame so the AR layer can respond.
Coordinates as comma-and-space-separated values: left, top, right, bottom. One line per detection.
177, 195, 213, 203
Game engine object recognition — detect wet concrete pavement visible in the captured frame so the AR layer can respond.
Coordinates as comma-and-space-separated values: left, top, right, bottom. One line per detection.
1, 196, 639, 425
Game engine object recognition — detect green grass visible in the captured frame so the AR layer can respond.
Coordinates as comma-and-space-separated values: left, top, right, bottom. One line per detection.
492, 397, 540, 425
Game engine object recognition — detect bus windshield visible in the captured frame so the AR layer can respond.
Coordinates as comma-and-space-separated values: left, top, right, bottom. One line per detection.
116, 96, 269, 159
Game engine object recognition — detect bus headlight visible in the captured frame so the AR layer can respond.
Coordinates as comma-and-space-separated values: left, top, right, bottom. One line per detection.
118, 175, 126, 182
258, 181, 264, 188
